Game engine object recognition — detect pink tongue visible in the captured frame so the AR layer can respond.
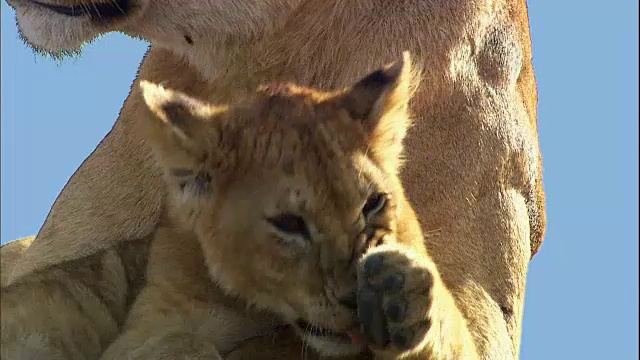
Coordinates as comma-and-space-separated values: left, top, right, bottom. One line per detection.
347, 327, 365, 345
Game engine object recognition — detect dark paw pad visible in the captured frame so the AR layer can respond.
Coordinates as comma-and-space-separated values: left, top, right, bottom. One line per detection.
382, 273, 404, 293
364, 254, 384, 277
356, 246, 435, 354
390, 328, 414, 350
385, 299, 407, 322
357, 287, 389, 347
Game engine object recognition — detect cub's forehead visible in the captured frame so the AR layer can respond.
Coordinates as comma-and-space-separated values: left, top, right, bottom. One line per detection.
282, 150, 380, 208
228, 97, 356, 161
271, 162, 374, 221
257, 83, 328, 101
248, 84, 345, 127
223, 86, 375, 186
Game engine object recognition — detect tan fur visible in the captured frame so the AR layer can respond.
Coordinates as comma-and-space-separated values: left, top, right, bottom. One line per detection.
1, 237, 34, 287
102, 61, 480, 359
100, 224, 280, 360
1, 237, 151, 359
4, 0, 546, 358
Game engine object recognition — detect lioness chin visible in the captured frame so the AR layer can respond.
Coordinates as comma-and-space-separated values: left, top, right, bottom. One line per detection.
101, 54, 477, 360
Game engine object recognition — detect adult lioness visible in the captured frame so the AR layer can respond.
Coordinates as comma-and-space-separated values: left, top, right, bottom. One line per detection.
102, 56, 478, 359
5, 0, 546, 358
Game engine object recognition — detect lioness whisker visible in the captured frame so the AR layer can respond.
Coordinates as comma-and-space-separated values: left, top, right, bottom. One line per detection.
109, 0, 126, 15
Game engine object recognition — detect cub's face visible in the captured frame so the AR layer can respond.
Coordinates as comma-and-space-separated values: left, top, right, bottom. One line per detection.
141, 53, 415, 356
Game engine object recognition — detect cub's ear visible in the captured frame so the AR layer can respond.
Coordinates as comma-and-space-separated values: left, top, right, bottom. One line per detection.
140, 81, 224, 198
341, 52, 417, 172
342, 52, 413, 123
140, 81, 222, 151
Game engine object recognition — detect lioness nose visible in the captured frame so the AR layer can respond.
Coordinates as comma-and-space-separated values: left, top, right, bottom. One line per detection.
337, 291, 358, 311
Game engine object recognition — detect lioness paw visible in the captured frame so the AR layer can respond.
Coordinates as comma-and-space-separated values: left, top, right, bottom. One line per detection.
356, 244, 434, 355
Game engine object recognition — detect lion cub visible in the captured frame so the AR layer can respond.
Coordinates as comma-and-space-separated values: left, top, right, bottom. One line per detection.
102, 53, 478, 359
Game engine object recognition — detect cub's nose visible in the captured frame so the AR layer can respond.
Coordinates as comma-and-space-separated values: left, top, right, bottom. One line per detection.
337, 290, 358, 311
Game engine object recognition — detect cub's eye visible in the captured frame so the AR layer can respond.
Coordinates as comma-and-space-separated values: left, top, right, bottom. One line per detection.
267, 213, 310, 239
363, 192, 387, 218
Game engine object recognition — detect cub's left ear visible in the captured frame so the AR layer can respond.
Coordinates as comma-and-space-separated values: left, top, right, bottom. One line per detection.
341, 52, 416, 171
342, 52, 413, 123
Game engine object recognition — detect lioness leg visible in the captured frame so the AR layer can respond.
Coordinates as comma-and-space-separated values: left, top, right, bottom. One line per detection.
0, 238, 150, 360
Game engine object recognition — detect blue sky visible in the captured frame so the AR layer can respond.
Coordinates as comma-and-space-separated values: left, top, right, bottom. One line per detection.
2, 1, 638, 359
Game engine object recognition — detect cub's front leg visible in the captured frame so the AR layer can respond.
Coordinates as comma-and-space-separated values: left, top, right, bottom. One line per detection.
357, 244, 479, 360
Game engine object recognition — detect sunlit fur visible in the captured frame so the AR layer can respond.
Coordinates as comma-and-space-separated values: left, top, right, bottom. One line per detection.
103, 56, 435, 358
4, 0, 545, 358
1, 237, 151, 360
103, 56, 477, 360
0, 237, 33, 287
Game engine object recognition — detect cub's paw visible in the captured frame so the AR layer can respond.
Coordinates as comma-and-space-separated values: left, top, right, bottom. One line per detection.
356, 244, 435, 355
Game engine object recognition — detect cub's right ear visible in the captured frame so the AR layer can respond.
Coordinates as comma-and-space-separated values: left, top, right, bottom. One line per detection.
139, 80, 228, 162
139, 81, 226, 199
140, 81, 220, 151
